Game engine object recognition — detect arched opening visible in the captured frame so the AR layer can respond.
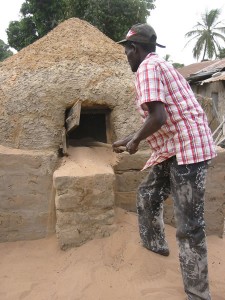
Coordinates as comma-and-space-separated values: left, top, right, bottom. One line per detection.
66, 106, 112, 147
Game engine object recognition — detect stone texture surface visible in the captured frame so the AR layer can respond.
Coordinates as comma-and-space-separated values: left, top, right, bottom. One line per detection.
0, 146, 58, 242
114, 150, 151, 171
205, 147, 225, 236
192, 83, 225, 130
54, 168, 116, 250
113, 151, 150, 211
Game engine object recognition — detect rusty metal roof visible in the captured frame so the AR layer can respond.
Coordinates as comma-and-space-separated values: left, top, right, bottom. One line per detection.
177, 60, 216, 79
201, 71, 225, 83
197, 58, 225, 73
178, 58, 225, 83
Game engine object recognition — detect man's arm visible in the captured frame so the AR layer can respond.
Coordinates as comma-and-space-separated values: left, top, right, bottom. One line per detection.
122, 101, 167, 154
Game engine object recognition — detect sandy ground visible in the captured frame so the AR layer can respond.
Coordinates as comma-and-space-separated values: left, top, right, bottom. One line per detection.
57, 144, 119, 176
0, 208, 224, 300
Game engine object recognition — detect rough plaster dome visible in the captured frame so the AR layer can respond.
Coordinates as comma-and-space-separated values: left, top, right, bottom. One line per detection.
0, 18, 139, 151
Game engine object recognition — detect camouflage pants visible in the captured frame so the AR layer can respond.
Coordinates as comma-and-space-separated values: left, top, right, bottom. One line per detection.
137, 156, 211, 300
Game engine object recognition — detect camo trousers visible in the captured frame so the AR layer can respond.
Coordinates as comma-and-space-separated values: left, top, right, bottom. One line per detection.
137, 156, 211, 300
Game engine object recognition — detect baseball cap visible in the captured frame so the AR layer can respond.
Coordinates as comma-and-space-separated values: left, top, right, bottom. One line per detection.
118, 23, 166, 48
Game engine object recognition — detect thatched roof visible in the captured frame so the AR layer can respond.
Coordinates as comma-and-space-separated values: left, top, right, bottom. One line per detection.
0, 18, 125, 74
0, 18, 139, 151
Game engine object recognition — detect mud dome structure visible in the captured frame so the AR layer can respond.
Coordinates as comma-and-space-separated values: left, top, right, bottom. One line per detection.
0, 18, 224, 248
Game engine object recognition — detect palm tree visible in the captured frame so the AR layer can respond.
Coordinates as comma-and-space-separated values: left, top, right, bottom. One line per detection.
185, 8, 225, 61
163, 54, 172, 62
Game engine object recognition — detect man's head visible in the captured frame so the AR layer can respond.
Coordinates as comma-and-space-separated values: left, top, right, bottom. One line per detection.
118, 23, 165, 72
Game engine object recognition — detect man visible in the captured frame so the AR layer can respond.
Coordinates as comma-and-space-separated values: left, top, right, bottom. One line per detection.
113, 23, 216, 300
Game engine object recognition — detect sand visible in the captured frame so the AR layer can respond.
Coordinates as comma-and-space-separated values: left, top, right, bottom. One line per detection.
0, 208, 224, 300
58, 144, 119, 176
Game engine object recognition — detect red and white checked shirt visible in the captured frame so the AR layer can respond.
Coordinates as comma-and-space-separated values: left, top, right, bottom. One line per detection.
135, 53, 216, 170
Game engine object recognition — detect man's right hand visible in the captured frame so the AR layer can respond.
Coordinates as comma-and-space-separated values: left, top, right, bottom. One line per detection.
112, 133, 135, 153
112, 140, 127, 153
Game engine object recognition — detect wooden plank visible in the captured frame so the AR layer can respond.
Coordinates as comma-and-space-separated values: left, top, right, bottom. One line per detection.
223, 116, 225, 135
62, 127, 67, 155
66, 101, 81, 132
58, 127, 67, 156
106, 112, 112, 144
213, 115, 225, 145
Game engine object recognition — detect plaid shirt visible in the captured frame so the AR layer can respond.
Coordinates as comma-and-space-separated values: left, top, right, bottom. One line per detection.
135, 53, 216, 170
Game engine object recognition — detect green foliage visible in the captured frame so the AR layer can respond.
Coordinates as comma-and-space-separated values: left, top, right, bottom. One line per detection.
7, 18, 38, 51
217, 48, 225, 58
163, 54, 184, 69
66, 0, 156, 41
185, 8, 225, 61
163, 54, 172, 62
6, 0, 155, 51
0, 39, 13, 61
172, 62, 184, 69
20, 0, 66, 36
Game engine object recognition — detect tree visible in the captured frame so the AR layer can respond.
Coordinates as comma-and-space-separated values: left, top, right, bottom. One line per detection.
172, 62, 184, 69
163, 54, 184, 69
0, 39, 13, 61
185, 8, 225, 61
7, 0, 155, 51
217, 47, 225, 58
7, 0, 66, 51
163, 54, 172, 62
66, 0, 156, 41
7, 18, 38, 51
20, 0, 66, 37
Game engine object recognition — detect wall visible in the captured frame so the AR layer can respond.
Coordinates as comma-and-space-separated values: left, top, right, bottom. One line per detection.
114, 147, 225, 237
192, 81, 225, 123
114, 150, 150, 211
0, 146, 58, 242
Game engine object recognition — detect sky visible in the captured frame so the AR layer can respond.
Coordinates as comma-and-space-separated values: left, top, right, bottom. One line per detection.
0, 0, 225, 65
149, 0, 225, 64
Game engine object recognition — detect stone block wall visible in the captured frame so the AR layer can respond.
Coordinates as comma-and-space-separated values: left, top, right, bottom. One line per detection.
164, 147, 225, 236
113, 150, 150, 211
0, 146, 57, 242
205, 147, 225, 236
114, 147, 225, 237
54, 170, 116, 250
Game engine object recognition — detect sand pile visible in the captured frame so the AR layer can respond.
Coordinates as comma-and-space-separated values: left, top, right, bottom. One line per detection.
59, 145, 119, 176
0, 209, 224, 300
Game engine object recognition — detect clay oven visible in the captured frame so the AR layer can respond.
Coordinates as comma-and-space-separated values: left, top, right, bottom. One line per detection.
0, 18, 143, 248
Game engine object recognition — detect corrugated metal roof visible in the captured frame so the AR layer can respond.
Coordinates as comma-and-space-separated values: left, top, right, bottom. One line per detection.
197, 58, 225, 73
201, 71, 225, 83
178, 58, 225, 83
177, 60, 215, 79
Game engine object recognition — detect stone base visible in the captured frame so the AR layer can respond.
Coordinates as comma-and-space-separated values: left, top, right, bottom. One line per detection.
0, 146, 57, 242
113, 150, 150, 212
54, 167, 116, 250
